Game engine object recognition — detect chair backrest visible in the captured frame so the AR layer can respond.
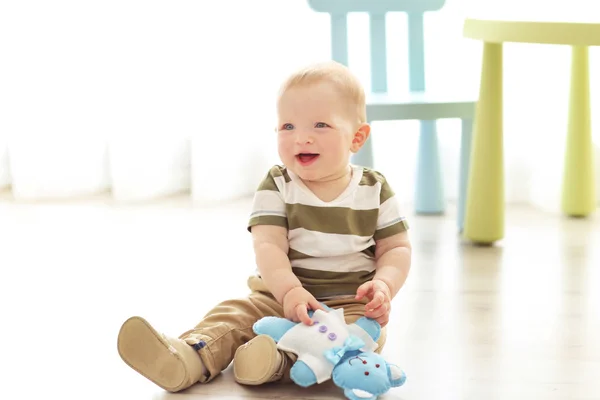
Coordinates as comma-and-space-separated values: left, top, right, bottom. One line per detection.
307, 0, 446, 93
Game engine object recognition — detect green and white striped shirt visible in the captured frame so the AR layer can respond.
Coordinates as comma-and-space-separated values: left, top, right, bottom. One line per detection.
248, 164, 409, 299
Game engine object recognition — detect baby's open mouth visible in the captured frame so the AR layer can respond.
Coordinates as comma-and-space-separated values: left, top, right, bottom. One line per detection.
296, 153, 320, 165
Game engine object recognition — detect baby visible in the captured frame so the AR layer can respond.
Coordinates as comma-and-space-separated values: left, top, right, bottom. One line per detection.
117, 61, 412, 392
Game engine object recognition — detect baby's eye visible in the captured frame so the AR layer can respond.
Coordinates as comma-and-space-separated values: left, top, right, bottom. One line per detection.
315, 122, 330, 128
281, 123, 294, 130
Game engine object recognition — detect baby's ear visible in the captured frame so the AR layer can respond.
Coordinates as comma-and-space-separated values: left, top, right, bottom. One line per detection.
387, 364, 407, 387
350, 123, 371, 153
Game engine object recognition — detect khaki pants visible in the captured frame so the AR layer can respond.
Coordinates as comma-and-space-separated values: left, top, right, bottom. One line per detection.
178, 275, 387, 383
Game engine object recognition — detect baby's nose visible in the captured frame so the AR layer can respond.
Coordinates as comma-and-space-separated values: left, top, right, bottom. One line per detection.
295, 131, 314, 144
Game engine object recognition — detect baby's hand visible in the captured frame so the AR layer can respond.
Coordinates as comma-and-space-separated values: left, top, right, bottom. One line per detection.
356, 279, 392, 327
282, 286, 325, 325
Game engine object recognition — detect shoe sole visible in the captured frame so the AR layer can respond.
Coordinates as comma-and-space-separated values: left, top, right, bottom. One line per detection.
233, 334, 280, 385
117, 316, 187, 392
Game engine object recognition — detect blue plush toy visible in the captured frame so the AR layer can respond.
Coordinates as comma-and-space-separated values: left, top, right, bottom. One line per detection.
252, 305, 406, 400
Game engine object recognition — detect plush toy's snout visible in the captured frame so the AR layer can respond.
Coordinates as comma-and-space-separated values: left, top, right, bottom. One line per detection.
347, 355, 390, 387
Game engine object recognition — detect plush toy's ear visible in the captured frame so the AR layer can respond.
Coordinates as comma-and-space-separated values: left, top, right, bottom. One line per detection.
387, 364, 407, 387
343, 388, 377, 400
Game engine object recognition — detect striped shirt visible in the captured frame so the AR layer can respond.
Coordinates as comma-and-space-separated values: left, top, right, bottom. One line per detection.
248, 164, 409, 300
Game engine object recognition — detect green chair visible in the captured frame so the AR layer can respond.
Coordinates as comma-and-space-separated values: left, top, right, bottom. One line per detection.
307, 0, 476, 229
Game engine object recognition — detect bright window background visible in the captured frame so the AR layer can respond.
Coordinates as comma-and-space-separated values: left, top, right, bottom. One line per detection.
0, 0, 598, 212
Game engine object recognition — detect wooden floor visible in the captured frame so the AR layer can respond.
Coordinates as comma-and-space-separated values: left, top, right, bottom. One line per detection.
1, 194, 599, 400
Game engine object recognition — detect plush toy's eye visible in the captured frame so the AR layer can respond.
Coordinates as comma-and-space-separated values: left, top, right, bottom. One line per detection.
376, 364, 380, 368
364, 371, 369, 376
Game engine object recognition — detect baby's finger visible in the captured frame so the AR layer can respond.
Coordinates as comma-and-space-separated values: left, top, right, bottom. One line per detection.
296, 304, 313, 325
365, 302, 389, 319
308, 298, 326, 312
355, 281, 373, 300
366, 290, 385, 310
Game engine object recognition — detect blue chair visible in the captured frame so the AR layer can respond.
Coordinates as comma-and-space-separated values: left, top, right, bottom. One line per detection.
307, 0, 476, 229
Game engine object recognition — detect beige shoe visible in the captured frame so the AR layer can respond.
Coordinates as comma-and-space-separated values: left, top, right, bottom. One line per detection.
233, 334, 286, 385
117, 316, 204, 392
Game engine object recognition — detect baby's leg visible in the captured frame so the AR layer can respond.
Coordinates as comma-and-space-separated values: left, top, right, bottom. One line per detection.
117, 290, 284, 392
178, 291, 284, 385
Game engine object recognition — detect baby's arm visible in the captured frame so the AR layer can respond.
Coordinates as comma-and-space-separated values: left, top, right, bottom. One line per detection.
356, 232, 411, 327
373, 230, 411, 299
356, 172, 412, 327
251, 224, 299, 304
252, 225, 323, 324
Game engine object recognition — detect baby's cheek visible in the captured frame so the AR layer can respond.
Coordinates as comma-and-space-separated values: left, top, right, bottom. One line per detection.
277, 142, 292, 159
279, 138, 294, 151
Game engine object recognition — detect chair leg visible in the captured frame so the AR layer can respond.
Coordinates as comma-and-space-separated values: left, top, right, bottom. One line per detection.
561, 45, 596, 217
351, 129, 374, 168
458, 118, 473, 232
415, 120, 444, 214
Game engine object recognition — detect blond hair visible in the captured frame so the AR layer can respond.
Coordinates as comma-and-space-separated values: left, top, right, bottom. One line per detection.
277, 61, 367, 124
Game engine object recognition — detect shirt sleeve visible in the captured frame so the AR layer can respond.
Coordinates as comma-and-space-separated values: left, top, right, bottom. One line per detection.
247, 166, 288, 232
374, 174, 409, 241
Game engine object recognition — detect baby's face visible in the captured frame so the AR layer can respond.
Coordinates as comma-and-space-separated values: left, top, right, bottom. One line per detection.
276, 81, 358, 183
